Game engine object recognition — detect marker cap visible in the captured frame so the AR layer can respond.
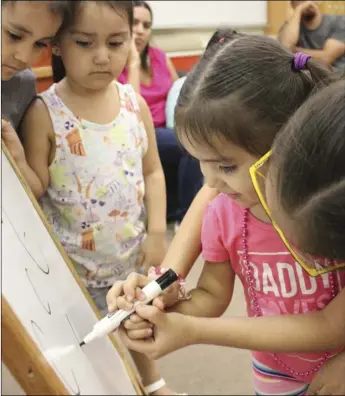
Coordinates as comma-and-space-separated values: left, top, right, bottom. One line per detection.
155, 269, 178, 290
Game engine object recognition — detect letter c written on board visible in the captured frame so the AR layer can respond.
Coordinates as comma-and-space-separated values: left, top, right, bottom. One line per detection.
3, 211, 50, 274
25, 268, 52, 315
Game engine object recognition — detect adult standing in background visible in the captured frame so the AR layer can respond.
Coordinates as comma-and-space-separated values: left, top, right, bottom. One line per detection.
279, 1, 345, 71
118, 0, 203, 229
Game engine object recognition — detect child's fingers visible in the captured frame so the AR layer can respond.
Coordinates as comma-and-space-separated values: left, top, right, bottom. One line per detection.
129, 313, 145, 324
116, 296, 134, 311
126, 328, 153, 340
106, 280, 125, 311
122, 272, 150, 301
152, 296, 165, 311
123, 318, 152, 331
135, 286, 145, 301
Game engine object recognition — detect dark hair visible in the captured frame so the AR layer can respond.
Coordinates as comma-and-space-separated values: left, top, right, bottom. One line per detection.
52, 1, 134, 83
175, 30, 335, 157
271, 80, 345, 260
2, 0, 74, 23
133, 0, 153, 72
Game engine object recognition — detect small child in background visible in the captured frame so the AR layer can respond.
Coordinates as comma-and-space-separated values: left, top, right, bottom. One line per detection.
109, 31, 345, 395
2, 1, 178, 394
1, 0, 68, 129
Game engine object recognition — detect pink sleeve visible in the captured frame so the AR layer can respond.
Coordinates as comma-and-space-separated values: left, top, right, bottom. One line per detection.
201, 204, 229, 263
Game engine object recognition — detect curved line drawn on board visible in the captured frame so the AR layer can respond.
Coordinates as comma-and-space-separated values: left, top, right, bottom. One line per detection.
30, 320, 81, 395
3, 211, 50, 274
25, 268, 52, 315
66, 314, 81, 344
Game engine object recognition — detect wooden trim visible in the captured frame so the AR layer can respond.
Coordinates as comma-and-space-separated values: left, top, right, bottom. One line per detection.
2, 145, 144, 395
32, 66, 52, 79
2, 296, 69, 395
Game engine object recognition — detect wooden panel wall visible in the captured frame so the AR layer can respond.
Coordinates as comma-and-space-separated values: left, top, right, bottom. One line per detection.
32, 51, 200, 93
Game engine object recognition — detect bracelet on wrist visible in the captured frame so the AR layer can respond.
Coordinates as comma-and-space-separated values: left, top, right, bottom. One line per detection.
148, 266, 191, 301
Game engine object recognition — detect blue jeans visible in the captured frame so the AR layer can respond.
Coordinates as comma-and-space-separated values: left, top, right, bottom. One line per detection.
155, 127, 203, 222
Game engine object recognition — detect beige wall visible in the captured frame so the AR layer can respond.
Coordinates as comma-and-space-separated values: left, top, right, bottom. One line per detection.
152, 26, 266, 56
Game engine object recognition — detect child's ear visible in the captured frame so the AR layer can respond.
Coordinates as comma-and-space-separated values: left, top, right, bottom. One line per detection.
52, 45, 61, 56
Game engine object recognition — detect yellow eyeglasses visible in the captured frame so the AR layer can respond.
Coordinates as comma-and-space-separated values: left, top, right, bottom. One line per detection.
249, 150, 345, 277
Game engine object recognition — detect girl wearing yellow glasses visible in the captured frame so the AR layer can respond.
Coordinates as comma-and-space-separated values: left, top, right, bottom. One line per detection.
115, 33, 345, 395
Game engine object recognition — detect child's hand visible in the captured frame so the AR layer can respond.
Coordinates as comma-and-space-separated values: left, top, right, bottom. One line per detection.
106, 272, 152, 312
127, 37, 140, 68
307, 350, 345, 395
137, 231, 167, 272
1, 119, 26, 164
106, 272, 180, 313
119, 304, 194, 360
123, 313, 154, 340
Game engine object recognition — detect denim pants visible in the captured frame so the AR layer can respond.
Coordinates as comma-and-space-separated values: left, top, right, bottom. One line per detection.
155, 127, 203, 222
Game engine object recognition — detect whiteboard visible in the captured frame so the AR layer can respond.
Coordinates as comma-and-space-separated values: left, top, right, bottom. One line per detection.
2, 150, 139, 396
149, 1, 267, 29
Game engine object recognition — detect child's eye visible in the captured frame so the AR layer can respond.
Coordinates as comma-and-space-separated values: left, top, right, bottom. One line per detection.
109, 42, 123, 48
7, 31, 21, 41
218, 165, 237, 174
35, 41, 48, 49
76, 40, 91, 48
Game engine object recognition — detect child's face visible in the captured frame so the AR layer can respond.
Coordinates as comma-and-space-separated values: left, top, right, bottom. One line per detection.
56, 2, 131, 90
180, 134, 261, 209
1, 1, 62, 80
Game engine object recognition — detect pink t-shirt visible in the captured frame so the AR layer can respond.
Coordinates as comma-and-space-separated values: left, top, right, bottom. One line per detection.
118, 46, 172, 128
202, 193, 345, 383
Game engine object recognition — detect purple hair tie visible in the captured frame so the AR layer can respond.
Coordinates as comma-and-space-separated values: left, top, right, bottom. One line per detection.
293, 52, 311, 71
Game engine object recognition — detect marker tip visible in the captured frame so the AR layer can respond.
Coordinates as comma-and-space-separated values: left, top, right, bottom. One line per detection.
79, 341, 85, 347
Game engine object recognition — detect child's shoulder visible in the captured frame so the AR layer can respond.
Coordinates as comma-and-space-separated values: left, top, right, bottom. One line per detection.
6, 69, 36, 102
18, 68, 36, 87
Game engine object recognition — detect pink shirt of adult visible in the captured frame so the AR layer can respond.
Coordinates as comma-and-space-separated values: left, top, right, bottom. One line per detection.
202, 193, 344, 383
118, 46, 173, 128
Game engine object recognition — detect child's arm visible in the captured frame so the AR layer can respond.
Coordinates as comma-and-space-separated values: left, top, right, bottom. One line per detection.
125, 38, 141, 93
193, 286, 345, 352
138, 94, 167, 268
161, 184, 218, 277
120, 287, 345, 359
168, 260, 235, 317
2, 100, 52, 199
19, 99, 53, 199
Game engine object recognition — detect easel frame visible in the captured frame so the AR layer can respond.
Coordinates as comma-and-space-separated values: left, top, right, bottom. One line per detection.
1, 145, 144, 395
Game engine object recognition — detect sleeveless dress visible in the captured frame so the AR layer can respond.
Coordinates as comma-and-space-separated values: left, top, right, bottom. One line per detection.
39, 82, 148, 288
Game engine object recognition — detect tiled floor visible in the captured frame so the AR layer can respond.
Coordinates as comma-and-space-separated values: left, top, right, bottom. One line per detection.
157, 230, 253, 395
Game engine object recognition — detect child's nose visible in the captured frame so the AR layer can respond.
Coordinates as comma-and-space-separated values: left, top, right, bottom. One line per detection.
93, 47, 110, 65
13, 43, 32, 67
